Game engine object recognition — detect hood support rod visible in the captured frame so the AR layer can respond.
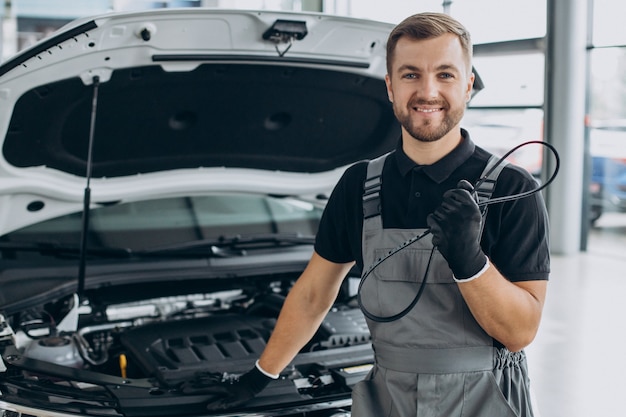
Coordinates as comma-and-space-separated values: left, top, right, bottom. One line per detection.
77, 76, 100, 299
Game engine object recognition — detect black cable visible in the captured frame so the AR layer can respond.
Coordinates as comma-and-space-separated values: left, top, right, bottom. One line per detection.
358, 141, 560, 323
474, 140, 561, 208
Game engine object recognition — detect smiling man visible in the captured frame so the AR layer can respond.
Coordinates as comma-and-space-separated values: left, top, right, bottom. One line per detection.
199, 12, 550, 417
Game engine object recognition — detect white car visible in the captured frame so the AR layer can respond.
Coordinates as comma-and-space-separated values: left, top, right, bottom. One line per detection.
0, 8, 481, 416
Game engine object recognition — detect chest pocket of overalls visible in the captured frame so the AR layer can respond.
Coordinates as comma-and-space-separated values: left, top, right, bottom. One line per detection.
361, 229, 490, 347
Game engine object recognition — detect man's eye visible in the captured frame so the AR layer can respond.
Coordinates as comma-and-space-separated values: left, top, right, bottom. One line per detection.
440, 73, 454, 79
402, 73, 417, 79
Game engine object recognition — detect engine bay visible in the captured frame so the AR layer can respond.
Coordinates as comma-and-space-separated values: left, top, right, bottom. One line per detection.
0, 274, 374, 415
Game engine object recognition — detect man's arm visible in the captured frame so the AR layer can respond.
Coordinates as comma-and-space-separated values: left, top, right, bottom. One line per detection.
456, 268, 547, 352
258, 251, 355, 375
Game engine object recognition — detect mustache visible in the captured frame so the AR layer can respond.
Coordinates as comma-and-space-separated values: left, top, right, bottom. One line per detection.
408, 99, 447, 108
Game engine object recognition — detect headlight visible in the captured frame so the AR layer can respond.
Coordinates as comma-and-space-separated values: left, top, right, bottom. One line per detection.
0, 401, 70, 417
0, 409, 37, 417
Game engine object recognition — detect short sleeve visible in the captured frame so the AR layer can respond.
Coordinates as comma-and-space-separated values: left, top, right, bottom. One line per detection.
314, 162, 367, 265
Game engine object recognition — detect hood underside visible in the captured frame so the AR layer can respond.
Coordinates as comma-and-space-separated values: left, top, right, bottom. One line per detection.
4, 63, 399, 177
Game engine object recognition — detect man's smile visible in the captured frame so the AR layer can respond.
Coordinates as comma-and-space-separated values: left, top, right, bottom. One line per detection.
414, 107, 443, 113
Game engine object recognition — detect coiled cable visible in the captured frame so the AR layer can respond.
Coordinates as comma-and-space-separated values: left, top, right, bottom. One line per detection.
358, 141, 561, 323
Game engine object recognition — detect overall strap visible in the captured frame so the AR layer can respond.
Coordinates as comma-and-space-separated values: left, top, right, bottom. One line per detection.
361, 152, 507, 229
476, 154, 509, 217
362, 152, 391, 231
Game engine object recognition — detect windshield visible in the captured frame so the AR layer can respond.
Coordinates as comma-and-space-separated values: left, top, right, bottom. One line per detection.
0, 194, 323, 255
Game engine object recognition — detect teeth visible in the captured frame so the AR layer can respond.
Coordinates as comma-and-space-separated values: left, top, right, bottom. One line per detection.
416, 108, 439, 113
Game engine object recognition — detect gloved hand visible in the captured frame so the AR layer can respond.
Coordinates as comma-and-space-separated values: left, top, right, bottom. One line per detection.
180, 366, 273, 411
426, 180, 487, 280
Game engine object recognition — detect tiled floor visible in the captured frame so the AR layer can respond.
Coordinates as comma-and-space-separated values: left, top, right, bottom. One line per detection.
526, 213, 626, 417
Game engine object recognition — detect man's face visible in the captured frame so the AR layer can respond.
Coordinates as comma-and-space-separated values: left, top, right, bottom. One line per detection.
385, 34, 474, 143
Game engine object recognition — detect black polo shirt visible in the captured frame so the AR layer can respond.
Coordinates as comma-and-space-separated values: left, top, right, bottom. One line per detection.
314, 129, 550, 282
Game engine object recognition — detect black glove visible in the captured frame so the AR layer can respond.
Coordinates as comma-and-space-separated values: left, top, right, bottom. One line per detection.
426, 180, 487, 280
181, 366, 273, 411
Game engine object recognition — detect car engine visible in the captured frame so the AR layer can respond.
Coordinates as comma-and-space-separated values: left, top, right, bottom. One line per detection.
0, 275, 374, 416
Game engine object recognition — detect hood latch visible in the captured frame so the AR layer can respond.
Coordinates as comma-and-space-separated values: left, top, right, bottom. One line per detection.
262, 19, 308, 57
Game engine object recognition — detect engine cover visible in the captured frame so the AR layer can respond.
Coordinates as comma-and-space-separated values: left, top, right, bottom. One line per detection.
119, 314, 275, 384
119, 307, 371, 386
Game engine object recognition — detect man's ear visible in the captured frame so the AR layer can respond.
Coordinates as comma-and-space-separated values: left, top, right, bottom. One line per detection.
466, 72, 475, 102
385, 74, 394, 103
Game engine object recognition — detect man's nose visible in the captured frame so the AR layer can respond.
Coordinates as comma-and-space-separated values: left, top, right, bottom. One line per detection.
417, 76, 439, 99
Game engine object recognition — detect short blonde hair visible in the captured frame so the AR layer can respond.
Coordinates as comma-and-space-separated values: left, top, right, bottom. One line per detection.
386, 12, 473, 75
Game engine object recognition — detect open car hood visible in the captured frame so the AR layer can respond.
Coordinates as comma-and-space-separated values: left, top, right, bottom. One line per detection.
0, 8, 402, 235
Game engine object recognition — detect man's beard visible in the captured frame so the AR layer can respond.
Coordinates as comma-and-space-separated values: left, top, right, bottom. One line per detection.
393, 100, 464, 143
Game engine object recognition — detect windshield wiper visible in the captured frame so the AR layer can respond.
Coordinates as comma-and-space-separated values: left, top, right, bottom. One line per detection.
0, 241, 133, 259
0, 240, 243, 260
140, 233, 316, 256
0, 233, 316, 260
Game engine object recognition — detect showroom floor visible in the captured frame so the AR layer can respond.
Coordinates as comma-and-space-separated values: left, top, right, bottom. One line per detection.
526, 213, 626, 417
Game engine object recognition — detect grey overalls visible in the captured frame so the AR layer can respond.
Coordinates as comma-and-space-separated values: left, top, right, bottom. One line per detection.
351, 153, 535, 417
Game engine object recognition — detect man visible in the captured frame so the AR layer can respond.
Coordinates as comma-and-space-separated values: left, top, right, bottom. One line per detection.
195, 12, 549, 417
